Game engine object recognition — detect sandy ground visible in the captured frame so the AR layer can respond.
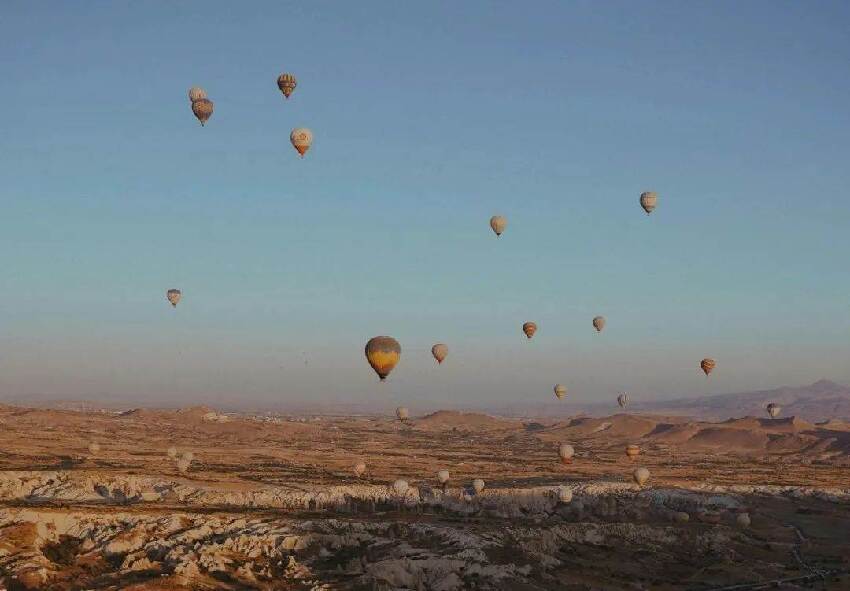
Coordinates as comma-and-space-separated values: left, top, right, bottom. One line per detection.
0, 405, 848, 590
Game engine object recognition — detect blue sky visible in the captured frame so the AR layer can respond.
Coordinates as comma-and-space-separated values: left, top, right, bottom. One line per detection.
1, 1, 849, 408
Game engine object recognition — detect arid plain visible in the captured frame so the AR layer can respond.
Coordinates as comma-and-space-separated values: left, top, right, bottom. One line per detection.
1, 403, 849, 590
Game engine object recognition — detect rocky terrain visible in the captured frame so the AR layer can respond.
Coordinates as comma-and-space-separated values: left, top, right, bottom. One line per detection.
0, 404, 849, 590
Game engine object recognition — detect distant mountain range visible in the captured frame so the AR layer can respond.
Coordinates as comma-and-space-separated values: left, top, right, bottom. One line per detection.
633, 379, 850, 422
479, 380, 850, 423
4, 380, 849, 423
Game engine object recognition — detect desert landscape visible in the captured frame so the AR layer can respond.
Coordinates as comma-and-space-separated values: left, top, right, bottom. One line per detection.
1, 394, 849, 590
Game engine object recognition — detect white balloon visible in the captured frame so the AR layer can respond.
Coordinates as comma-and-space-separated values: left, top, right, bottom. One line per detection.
633, 467, 650, 487
188, 87, 207, 102
472, 478, 485, 494
290, 127, 313, 157
392, 479, 409, 496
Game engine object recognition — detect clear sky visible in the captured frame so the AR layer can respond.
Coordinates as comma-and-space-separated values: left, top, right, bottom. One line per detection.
1, 1, 849, 409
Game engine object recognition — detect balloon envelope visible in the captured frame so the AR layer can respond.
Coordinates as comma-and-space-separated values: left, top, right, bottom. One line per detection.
617, 392, 629, 409
592, 316, 606, 332
633, 467, 650, 486
365, 336, 401, 381
396, 406, 409, 421
166, 289, 182, 308
625, 444, 640, 459
354, 462, 366, 477
522, 322, 537, 339
472, 478, 485, 494
392, 479, 409, 496
766, 403, 781, 419
191, 98, 213, 126
431, 343, 448, 364
640, 191, 658, 214
188, 86, 207, 102
557, 486, 573, 504
554, 384, 567, 400
290, 127, 313, 157
559, 443, 575, 463
489, 215, 507, 236
277, 73, 297, 99
437, 470, 450, 484
700, 358, 716, 376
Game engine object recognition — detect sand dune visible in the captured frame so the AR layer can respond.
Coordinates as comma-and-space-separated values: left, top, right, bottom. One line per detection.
412, 410, 520, 431
541, 414, 682, 440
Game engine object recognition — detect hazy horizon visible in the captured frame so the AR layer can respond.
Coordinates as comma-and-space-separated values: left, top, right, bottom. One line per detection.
3, 378, 847, 420
2, 1, 850, 409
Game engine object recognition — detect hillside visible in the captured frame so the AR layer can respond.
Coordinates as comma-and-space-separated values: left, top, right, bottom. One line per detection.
638, 379, 850, 422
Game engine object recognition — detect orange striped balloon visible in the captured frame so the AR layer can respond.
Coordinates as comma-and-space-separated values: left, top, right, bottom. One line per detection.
191, 98, 214, 126
277, 73, 297, 99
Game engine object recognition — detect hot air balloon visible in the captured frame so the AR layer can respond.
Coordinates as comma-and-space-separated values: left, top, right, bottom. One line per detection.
617, 392, 629, 409
640, 191, 657, 215
592, 316, 606, 333
167, 447, 178, 460
365, 336, 401, 381
188, 86, 207, 102
557, 486, 573, 504
674, 512, 690, 524
392, 479, 409, 496
431, 343, 448, 364
277, 73, 297, 99
437, 470, 450, 486
191, 98, 214, 126
766, 403, 781, 419
489, 215, 507, 237
559, 443, 575, 464
472, 478, 485, 494
88, 442, 100, 455
633, 467, 650, 487
177, 457, 191, 474
625, 444, 640, 460
166, 289, 182, 308
554, 384, 567, 400
396, 406, 409, 422
700, 358, 716, 376
354, 462, 366, 478
522, 322, 537, 339
290, 127, 313, 157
